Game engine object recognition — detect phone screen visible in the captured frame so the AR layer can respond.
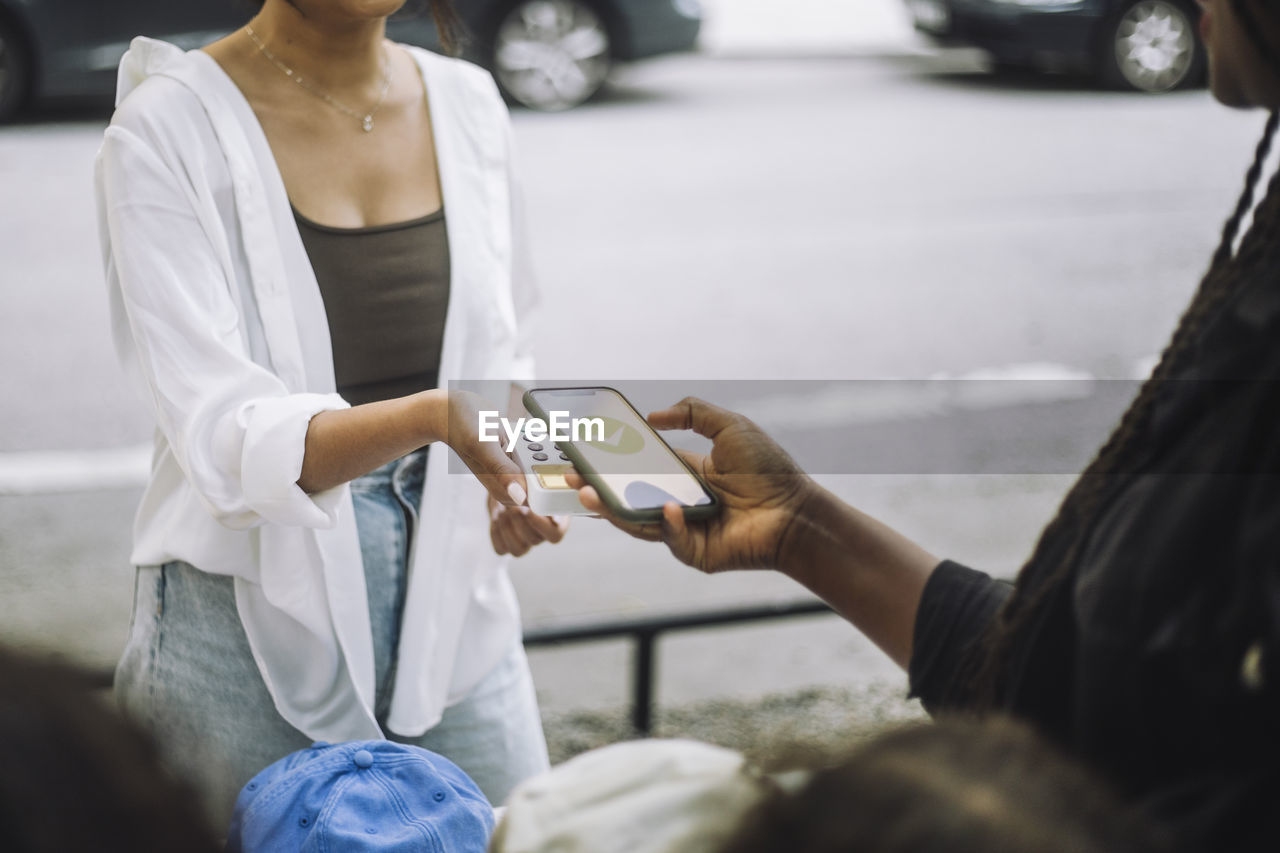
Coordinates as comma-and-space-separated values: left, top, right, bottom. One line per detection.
525, 388, 716, 516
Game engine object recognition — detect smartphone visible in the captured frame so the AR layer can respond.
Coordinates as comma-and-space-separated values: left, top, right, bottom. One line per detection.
522, 387, 720, 523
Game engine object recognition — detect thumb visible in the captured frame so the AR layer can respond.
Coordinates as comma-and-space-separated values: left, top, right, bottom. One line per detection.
648, 397, 737, 440
660, 501, 699, 567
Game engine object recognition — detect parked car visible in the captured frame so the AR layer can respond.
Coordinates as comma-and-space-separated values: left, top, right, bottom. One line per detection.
904, 0, 1205, 92
0, 0, 702, 121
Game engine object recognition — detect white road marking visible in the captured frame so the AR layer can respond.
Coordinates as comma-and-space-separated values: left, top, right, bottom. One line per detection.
0, 358, 1161, 495
0, 445, 150, 496
739, 362, 1098, 432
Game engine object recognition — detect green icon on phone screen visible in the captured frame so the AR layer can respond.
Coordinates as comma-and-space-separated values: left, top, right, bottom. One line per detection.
586, 416, 646, 455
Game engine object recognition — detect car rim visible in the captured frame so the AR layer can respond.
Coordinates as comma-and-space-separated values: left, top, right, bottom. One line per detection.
494, 0, 610, 110
1114, 1, 1194, 92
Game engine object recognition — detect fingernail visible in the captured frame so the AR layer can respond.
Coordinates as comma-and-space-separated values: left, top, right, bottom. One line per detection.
554, 515, 569, 527
518, 505, 530, 515
508, 482, 527, 505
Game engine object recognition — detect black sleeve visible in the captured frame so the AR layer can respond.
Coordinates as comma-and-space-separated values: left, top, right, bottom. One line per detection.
907, 560, 1013, 714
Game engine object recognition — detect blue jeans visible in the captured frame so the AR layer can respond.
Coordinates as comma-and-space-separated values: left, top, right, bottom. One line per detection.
115, 449, 549, 829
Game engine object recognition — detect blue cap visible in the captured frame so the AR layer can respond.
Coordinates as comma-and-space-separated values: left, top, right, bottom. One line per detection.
226, 740, 495, 852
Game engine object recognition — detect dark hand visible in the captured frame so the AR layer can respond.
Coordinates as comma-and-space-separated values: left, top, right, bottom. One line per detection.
571, 397, 816, 574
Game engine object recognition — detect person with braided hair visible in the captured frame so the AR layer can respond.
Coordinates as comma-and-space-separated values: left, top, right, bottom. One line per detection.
574, 0, 1280, 848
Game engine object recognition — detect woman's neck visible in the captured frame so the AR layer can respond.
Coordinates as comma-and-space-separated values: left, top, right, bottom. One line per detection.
249, 1, 389, 92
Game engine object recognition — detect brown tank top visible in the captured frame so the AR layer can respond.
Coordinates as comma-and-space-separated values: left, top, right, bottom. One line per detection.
294, 206, 451, 407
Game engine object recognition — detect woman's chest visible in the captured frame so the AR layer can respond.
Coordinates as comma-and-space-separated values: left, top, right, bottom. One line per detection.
260, 100, 443, 228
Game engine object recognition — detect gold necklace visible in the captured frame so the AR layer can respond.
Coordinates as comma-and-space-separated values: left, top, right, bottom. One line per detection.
245, 25, 393, 133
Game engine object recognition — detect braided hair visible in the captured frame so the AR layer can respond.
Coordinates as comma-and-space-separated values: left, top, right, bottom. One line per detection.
974, 3, 1280, 704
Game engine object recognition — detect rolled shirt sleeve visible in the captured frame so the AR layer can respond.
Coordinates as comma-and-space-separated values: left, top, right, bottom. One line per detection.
98, 122, 346, 530
226, 392, 349, 527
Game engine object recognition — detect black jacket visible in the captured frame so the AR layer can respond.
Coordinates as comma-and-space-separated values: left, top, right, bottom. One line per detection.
909, 269, 1280, 851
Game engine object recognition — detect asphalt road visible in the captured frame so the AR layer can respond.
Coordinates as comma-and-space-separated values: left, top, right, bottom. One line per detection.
1, 48, 1273, 715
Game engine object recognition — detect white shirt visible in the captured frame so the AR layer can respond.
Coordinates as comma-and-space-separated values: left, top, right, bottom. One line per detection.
95, 37, 537, 741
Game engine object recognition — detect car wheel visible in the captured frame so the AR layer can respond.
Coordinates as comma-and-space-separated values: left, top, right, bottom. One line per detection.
490, 0, 612, 111
0, 14, 32, 123
1100, 0, 1203, 92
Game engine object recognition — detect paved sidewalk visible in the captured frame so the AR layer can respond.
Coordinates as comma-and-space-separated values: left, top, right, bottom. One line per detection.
543, 683, 926, 765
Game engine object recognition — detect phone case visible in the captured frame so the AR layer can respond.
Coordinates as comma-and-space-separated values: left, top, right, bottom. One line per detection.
522, 386, 720, 524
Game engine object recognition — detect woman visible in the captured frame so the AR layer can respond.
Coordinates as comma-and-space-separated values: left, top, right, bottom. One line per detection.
578, 0, 1280, 849
95, 0, 564, 825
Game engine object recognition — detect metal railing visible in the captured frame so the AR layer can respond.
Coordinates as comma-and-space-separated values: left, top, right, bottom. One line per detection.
86, 598, 837, 736
523, 598, 835, 735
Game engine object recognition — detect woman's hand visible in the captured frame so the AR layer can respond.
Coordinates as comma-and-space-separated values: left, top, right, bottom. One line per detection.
488, 496, 570, 556
440, 390, 571, 556
438, 390, 534, 510
571, 397, 819, 575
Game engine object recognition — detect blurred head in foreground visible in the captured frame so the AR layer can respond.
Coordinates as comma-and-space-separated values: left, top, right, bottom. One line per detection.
491, 739, 775, 853
0, 647, 218, 852
719, 716, 1171, 853
490, 718, 1167, 853
227, 739, 495, 853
